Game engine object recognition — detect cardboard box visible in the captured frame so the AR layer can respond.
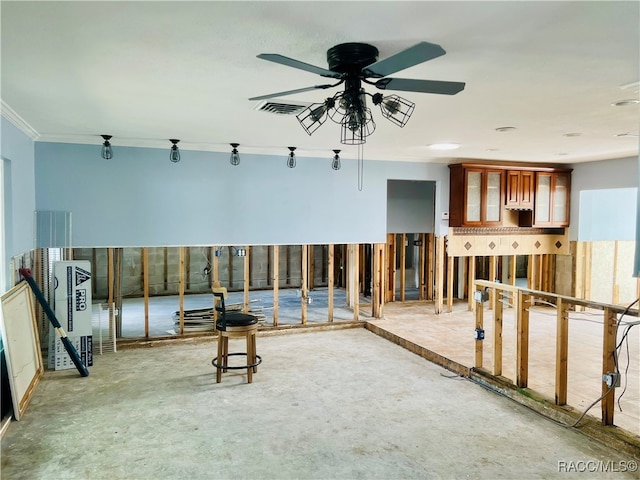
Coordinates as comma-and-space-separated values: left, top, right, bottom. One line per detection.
48, 261, 94, 370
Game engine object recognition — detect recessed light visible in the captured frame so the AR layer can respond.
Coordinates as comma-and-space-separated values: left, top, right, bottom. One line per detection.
428, 143, 460, 150
495, 126, 517, 132
615, 132, 640, 137
563, 133, 582, 137
611, 99, 639, 107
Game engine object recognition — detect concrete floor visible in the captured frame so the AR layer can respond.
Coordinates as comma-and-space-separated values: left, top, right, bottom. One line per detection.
2, 328, 639, 479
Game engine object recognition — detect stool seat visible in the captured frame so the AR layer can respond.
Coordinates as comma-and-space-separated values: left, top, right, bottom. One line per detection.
216, 312, 257, 331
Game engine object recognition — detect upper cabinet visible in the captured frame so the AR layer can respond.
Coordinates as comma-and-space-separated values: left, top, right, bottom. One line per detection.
505, 170, 535, 209
532, 172, 571, 227
449, 163, 571, 228
449, 165, 504, 227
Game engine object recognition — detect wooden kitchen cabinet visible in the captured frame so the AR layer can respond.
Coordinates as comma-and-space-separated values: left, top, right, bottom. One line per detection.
449, 163, 571, 229
506, 170, 535, 209
533, 172, 571, 227
449, 165, 504, 227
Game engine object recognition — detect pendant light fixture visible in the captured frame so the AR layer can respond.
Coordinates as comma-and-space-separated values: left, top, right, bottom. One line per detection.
230, 143, 240, 166
286, 147, 297, 168
331, 149, 341, 170
169, 139, 181, 163
101, 135, 113, 160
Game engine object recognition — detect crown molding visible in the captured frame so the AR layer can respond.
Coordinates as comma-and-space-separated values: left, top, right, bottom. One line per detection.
0, 100, 40, 140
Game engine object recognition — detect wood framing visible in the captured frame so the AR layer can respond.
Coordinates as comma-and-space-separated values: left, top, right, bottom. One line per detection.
418, 233, 426, 300
142, 247, 149, 338
244, 246, 250, 313
272, 245, 279, 327
447, 255, 454, 313
474, 286, 484, 369
400, 234, 406, 302
493, 283, 503, 376
427, 233, 434, 301
327, 244, 334, 323
179, 247, 185, 335
372, 243, 384, 318
488, 256, 497, 310
555, 298, 569, 406
516, 290, 530, 388
301, 244, 308, 324
468, 256, 476, 312
435, 236, 445, 314
601, 308, 618, 425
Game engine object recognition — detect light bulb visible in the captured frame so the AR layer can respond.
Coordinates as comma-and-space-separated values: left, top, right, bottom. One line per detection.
230, 143, 240, 166
332, 149, 341, 170
286, 147, 297, 168
169, 139, 181, 163
101, 135, 113, 160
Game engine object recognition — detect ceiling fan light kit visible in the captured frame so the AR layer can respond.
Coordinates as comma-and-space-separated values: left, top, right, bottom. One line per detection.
251, 41, 465, 145
286, 146, 297, 168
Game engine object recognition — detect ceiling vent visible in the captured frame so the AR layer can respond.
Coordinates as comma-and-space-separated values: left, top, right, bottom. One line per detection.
254, 100, 309, 115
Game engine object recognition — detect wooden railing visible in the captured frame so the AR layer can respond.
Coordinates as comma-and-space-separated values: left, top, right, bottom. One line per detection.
474, 279, 639, 427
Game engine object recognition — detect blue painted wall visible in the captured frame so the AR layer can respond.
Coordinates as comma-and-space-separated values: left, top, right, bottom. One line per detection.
34, 142, 450, 247
0, 116, 35, 290
569, 156, 638, 242
387, 180, 435, 233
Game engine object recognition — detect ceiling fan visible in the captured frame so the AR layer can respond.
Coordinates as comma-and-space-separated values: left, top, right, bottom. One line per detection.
249, 42, 466, 145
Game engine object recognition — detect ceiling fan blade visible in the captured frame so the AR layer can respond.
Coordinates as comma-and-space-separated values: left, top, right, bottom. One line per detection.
249, 84, 337, 101
375, 77, 465, 95
257, 54, 342, 78
362, 42, 446, 78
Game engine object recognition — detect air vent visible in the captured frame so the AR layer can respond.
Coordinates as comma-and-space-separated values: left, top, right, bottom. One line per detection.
254, 101, 309, 115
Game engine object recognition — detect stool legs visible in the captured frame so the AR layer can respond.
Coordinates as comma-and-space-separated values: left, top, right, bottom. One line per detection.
214, 327, 260, 384
216, 332, 223, 383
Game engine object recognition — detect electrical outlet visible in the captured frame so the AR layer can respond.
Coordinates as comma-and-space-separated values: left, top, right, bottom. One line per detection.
474, 328, 485, 340
602, 372, 621, 388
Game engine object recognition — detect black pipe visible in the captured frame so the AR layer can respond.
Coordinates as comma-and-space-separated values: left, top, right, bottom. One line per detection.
19, 268, 89, 377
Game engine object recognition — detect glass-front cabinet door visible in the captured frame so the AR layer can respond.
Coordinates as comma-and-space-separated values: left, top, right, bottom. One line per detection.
535, 173, 552, 225
485, 170, 503, 224
552, 173, 570, 226
464, 169, 482, 225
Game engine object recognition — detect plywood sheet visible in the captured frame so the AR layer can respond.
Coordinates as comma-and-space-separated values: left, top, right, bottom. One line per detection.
1, 281, 44, 420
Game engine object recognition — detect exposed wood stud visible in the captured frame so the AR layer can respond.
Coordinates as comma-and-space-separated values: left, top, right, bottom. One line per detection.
400, 233, 406, 302
468, 256, 476, 312
418, 233, 426, 300
309, 245, 315, 291
601, 308, 618, 425
555, 298, 569, 406
185, 247, 191, 290
179, 247, 185, 335
273, 245, 279, 327
328, 244, 334, 323
244, 246, 250, 313
474, 284, 484, 369
516, 290, 530, 388
427, 233, 434, 300
142, 247, 149, 338
488, 256, 496, 310
301, 245, 308, 324
435, 236, 445, 314
493, 283, 503, 376
447, 255, 454, 313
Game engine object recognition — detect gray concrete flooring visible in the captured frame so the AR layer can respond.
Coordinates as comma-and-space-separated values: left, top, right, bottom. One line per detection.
2, 328, 638, 479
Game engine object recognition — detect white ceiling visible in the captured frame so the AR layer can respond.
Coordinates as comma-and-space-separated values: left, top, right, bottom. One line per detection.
1, 1, 639, 163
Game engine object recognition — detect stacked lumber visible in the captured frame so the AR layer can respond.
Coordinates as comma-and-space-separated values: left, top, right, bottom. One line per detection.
173, 302, 268, 332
